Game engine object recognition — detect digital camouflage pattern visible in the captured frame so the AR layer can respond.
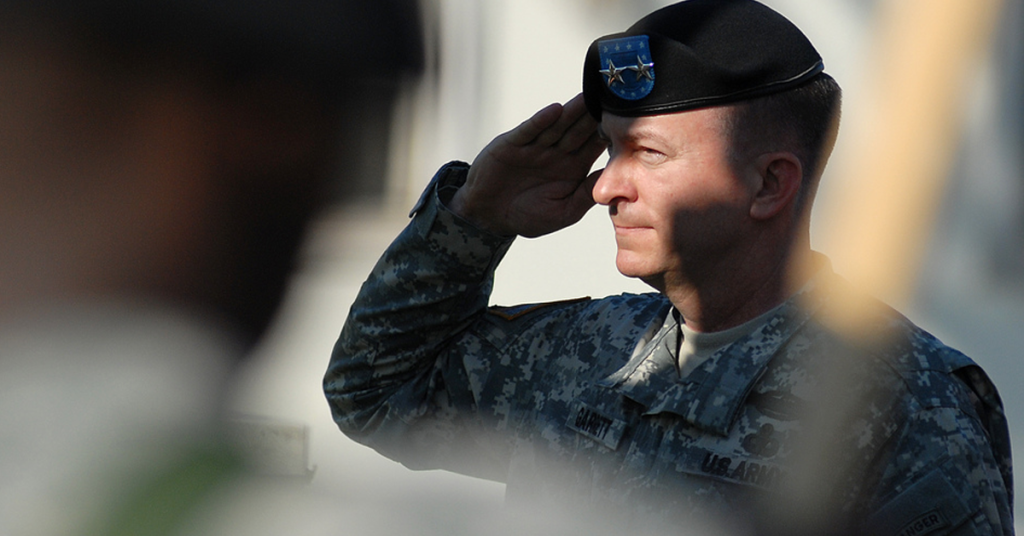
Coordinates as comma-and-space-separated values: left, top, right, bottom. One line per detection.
325, 162, 1013, 535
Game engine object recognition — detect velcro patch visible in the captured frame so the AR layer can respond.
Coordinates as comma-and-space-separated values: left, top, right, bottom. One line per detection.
567, 402, 626, 451
895, 511, 948, 536
697, 450, 789, 491
865, 467, 969, 536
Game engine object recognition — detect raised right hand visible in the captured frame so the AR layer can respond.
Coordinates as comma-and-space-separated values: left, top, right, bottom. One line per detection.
449, 93, 607, 238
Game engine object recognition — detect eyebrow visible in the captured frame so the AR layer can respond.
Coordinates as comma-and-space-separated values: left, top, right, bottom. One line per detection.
630, 127, 672, 147
599, 121, 672, 148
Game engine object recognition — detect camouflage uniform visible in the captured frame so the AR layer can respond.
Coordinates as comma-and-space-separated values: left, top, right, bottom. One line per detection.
325, 162, 1013, 535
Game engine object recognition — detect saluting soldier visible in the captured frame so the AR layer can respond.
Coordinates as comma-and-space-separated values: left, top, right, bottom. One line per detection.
325, 1, 1012, 534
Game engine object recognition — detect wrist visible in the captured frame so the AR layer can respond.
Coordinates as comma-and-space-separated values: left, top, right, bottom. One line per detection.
446, 185, 514, 237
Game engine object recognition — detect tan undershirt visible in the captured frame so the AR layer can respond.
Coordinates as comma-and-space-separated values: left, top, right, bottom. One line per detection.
677, 302, 786, 377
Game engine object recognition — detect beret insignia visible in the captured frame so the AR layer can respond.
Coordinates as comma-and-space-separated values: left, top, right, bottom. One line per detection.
597, 35, 655, 101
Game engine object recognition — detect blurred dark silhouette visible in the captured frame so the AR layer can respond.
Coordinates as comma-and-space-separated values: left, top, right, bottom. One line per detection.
0, 1, 422, 534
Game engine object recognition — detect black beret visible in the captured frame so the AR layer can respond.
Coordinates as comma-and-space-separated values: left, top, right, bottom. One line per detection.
583, 0, 824, 119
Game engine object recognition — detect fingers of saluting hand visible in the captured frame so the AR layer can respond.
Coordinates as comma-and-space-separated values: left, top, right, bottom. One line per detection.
575, 128, 609, 163
555, 95, 603, 154
505, 94, 599, 153
504, 102, 565, 147
535, 94, 595, 151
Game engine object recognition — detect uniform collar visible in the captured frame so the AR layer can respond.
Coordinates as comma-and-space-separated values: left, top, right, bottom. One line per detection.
598, 259, 833, 436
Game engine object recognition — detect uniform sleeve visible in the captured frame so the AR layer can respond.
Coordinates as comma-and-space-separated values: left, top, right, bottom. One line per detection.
862, 368, 1014, 536
323, 161, 517, 481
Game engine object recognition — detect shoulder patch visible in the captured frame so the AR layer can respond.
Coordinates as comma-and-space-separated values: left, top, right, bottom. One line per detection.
894, 511, 948, 536
864, 466, 970, 536
487, 297, 591, 321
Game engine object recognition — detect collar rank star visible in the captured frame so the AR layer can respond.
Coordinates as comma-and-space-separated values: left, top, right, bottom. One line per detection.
598, 35, 655, 101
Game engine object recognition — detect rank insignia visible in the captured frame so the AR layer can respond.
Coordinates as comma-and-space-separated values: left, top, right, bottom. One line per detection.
597, 35, 655, 101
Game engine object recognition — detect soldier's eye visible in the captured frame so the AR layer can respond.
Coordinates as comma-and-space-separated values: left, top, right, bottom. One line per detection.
636, 147, 666, 165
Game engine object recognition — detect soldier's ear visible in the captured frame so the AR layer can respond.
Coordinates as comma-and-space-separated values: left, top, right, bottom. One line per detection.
750, 152, 802, 220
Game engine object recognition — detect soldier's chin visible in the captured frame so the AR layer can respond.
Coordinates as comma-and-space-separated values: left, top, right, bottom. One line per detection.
614, 254, 659, 288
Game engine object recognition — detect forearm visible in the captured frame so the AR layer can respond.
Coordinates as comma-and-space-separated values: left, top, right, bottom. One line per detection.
324, 162, 515, 438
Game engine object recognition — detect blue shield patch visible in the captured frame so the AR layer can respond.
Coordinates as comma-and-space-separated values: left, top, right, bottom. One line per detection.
597, 35, 655, 101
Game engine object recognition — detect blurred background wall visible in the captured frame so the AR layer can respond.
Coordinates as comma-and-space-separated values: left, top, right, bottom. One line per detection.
231, 0, 1024, 532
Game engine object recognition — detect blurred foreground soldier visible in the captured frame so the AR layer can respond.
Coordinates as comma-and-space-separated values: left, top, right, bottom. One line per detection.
325, 0, 1012, 534
0, 0, 420, 534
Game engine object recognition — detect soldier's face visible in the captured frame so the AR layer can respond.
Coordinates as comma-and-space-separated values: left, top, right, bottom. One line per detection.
592, 108, 759, 290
